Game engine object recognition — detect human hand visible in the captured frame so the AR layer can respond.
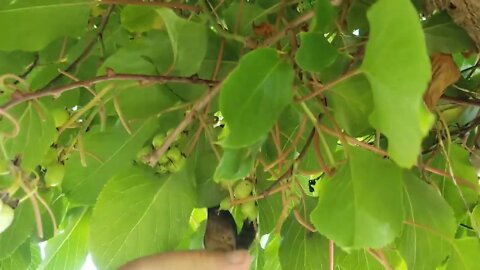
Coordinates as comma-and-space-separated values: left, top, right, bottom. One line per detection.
119, 250, 251, 270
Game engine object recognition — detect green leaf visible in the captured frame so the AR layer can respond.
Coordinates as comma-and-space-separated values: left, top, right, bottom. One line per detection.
261, 105, 303, 165
423, 12, 475, 54
0, 51, 35, 75
222, 3, 266, 36
341, 250, 384, 270
397, 172, 456, 270
38, 208, 91, 270
63, 117, 162, 205
190, 133, 226, 207
214, 144, 260, 183
361, 0, 434, 168
295, 32, 338, 72
0, 240, 33, 270
121, 6, 160, 33
258, 235, 281, 270
220, 48, 294, 148
89, 166, 195, 270
346, 0, 375, 32
311, 0, 334, 33
0, 102, 56, 172
446, 238, 480, 270
156, 8, 207, 76
325, 73, 373, 136
311, 147, 404, 248
257, 177, 282, 235
298, 117, 337, 173
0, 0, 92, 51
279, 198, 330, 270
430, 144, 479, 220
0, 202, 35, 259
341, 249, 406, 270
99, 32, 179, 120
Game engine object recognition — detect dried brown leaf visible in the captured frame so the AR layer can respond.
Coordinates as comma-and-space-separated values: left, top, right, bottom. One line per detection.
424, 53, 461, 110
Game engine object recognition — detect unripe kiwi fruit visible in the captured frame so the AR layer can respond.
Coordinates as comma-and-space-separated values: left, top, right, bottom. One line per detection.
45, 163, 65, 187
0, 202, 14, 234
240, 201, 257, 221
52, 108, 69, 128
234, 180, 253, 199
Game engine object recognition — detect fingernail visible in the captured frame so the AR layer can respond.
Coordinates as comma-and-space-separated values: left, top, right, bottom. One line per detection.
226, 250, 249, 264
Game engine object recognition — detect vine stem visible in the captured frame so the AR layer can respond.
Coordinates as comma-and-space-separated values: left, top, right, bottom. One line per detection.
0, 72, 218, 111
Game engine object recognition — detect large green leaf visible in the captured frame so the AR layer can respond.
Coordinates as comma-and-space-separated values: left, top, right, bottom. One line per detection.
311, 147, 404, 248
156, 8, 207, 76
0, 202, 35, 259
423, 12, 475, 54
0, 0, 92, 51
279, 198, 330, 270
325, 73, 373, 136
361, 0, 433, 168
89, 166, 195, 270
220, 48, 294, 148
397, 172, 456, 270
38, 208, 91, 270
0, 102, 56, 172
0, 240, 35, 270
295, 32, 338, 73
62, 117, 163, 205
446, 238, 480, 270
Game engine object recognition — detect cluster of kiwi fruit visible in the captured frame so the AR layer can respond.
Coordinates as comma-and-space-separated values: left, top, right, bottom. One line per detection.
221, 179, 258, 221
136, 129, 186, 174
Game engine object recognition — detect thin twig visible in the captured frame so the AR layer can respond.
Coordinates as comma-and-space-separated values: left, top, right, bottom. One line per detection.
368, 249, 393, 270
318, 123, 478, 191
17, 177, 43, 239
441, 95, 480, 107
113, 96, 132, 135
296, 70, 360, 102
328, 240, 334, 270
100, 0, 199, 11
263, 117, 307, 171
293, 208, 316, 232
230, 181, 289, 205
49, 6, 115, 86
0, 73, 218, 111
0, 109, 20, 138
262, 11, 315, 47
145, 80, 223, 166
312, 131, 334, 176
